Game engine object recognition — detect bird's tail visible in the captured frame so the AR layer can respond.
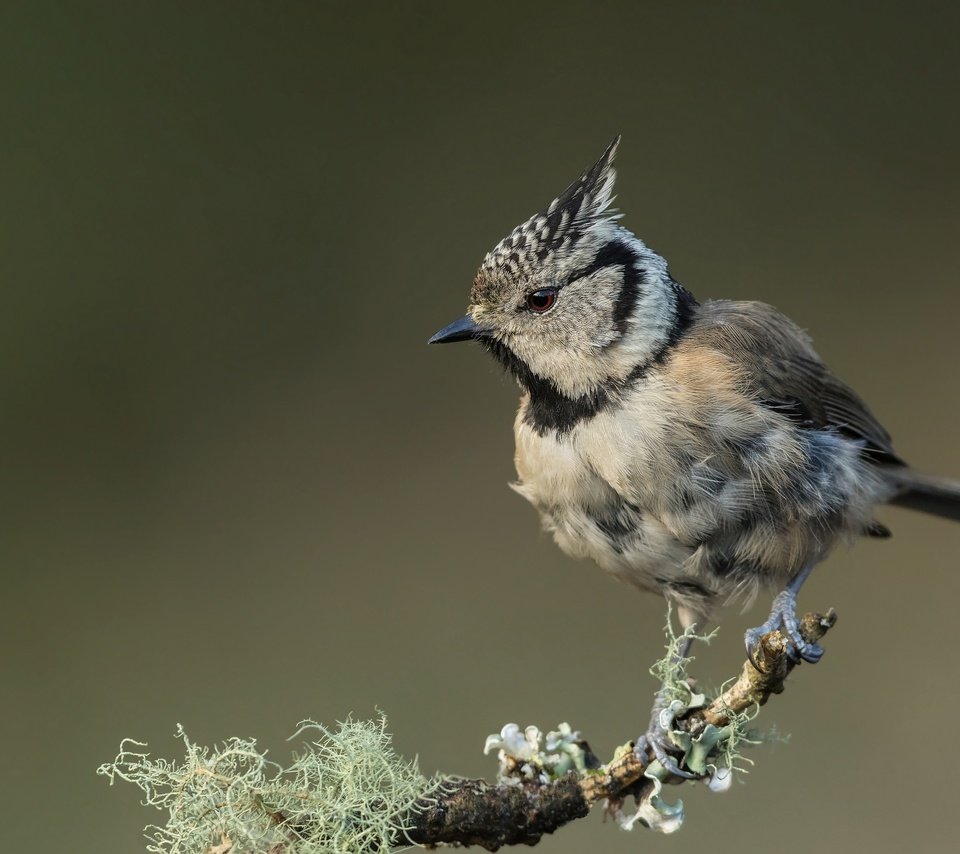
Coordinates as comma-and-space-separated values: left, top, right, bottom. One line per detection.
885, 468, 960, 522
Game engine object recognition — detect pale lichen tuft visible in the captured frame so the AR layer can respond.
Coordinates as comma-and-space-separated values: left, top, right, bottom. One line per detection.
98, 715, 438, 853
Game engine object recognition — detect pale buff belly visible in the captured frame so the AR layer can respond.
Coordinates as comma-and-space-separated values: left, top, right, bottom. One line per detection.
511, 414, 700, 598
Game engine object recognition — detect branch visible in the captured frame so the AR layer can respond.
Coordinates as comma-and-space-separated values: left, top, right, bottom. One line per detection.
100, 611, 837, 853
400, 608, 836, 850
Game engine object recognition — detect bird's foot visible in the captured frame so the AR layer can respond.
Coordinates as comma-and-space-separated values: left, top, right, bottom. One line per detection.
634, 701, 701, 780
744, 589, 824, 669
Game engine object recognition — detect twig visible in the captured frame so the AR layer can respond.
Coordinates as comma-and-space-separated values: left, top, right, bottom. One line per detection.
395, 609, 837, 850
202, 612, 834, 852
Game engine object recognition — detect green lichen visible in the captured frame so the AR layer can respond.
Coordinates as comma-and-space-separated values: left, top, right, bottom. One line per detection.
626, 611, 777, 830
648, 605, 716, 711
98, 715, 438, 853
617, 772, 686, 834
483, 722, 590, 782
704, 682, 764, 777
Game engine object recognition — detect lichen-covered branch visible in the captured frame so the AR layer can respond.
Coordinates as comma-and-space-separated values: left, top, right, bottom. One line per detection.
401, 609, 836, 849
688, 609, 837, 733
100, 612, 835, 853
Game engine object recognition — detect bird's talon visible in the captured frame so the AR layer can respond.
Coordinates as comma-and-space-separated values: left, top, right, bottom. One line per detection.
796, 639, 824, 663
635, 729, 700, 780
744, 626, 770, 671
745, 588, 824, 666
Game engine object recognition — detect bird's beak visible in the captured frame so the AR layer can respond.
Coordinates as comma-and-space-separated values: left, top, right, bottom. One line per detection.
428, 314, 482, 344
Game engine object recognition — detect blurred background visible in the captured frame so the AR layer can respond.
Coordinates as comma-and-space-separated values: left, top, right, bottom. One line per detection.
3, 2, 959, 851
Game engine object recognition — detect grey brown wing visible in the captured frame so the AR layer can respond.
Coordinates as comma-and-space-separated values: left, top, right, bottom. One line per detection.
693, 300, 903, 465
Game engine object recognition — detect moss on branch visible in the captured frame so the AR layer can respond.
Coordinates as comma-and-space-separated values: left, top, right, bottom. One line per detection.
100, 611, 835, 852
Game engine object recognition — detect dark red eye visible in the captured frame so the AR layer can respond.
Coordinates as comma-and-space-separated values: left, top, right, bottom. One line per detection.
526, 288, 557, 313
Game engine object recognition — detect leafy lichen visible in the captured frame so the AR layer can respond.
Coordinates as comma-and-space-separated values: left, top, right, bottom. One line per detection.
618, 612, 771, 833
98, 715, 438, 853
483, 722, 589, 782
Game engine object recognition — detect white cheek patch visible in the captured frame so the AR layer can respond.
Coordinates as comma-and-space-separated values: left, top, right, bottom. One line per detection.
503, 265, 679, 399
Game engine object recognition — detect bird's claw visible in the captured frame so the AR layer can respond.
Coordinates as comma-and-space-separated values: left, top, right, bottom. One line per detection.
744, 589, 824, 670
635, 711, 701, 780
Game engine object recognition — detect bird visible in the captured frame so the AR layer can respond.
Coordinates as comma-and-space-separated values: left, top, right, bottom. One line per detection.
428, 137, 960, 776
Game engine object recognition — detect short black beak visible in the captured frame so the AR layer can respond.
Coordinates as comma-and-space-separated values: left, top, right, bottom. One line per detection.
428, 314, 481, 344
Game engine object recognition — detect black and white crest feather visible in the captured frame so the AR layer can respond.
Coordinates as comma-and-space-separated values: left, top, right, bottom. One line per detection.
479, 136, 621, 281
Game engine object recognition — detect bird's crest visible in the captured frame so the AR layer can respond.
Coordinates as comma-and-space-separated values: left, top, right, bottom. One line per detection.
476, 137, 621, 286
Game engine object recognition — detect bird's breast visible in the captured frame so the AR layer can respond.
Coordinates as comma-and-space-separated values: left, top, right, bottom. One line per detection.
511, 398, 693, 590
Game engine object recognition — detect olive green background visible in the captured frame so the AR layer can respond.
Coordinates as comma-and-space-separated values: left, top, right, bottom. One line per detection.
3, 2, 960, 851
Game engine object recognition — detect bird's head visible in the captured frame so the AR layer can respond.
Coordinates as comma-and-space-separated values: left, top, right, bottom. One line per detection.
430, 138, 695, 403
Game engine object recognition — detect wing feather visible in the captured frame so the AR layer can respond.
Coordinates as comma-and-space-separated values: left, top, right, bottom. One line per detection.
690, 300, 902, 464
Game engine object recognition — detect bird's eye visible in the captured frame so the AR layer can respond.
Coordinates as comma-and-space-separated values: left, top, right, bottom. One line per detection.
526, 288, 557, 313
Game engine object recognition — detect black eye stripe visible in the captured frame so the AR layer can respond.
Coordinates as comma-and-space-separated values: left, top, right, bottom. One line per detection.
567, 239, 641, 283
564, 239, 645, 340
516, 241, 645, 319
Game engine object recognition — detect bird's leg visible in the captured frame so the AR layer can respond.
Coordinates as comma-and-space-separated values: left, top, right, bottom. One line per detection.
635, 632, 702, 780
744, 562, 823, 667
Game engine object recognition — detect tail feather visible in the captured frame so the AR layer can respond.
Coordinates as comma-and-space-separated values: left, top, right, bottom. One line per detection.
885, 468, 960, 522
